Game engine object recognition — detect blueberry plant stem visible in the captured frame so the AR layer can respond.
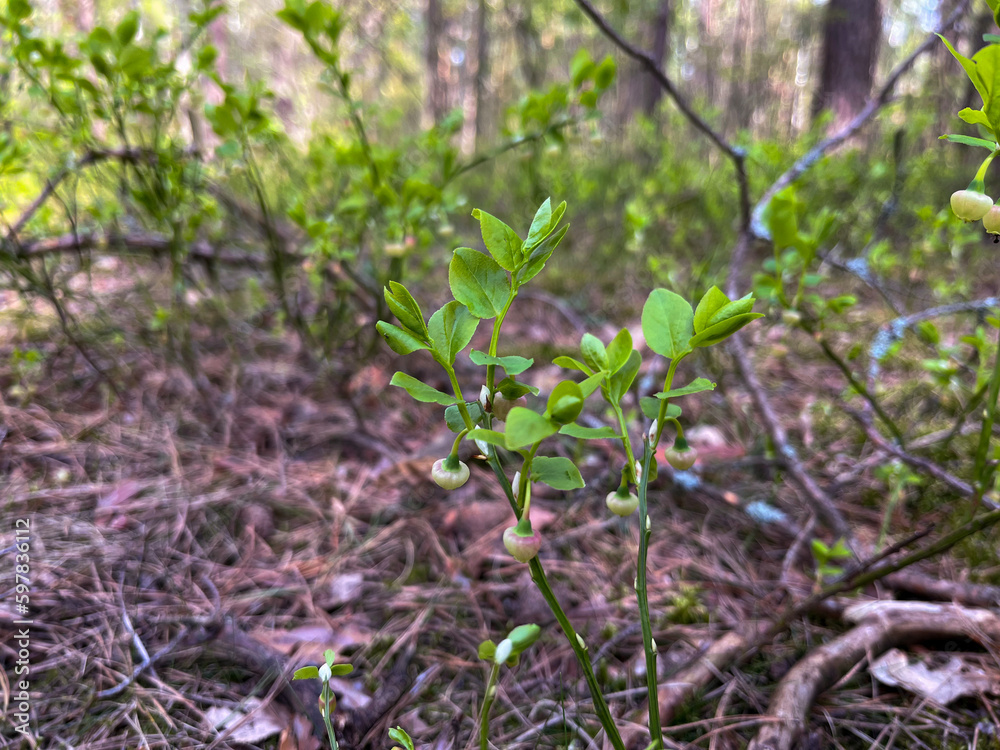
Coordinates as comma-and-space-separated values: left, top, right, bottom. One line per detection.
636, 438, 662, 750
479, 662, 501, 750
482, 450, 626, 750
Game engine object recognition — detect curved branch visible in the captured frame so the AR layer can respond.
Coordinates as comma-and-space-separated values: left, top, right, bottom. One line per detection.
571, 0, 751, 232
749, 0, 971, 240
749, 602, 1000, 750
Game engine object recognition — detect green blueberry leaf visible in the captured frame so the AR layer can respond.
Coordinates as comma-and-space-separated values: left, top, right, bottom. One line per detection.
558, 423, 622, 439
469, 350, 533, 375
377, 321, 430, 355
939, 34, 987, 105
505, 407, 558, 449
331, 664, 353, 676
958, 107, 993, 128
578, 369, 607, 398
293, 666, 319, 680
115, 11, 140, 46
546, 381, 584, 424
642, 289, 694, 360
605, 328, 632, 374
428, 301, 479, 364
467, 428, 506, 446
655, 377, 716, 399
478, 640, 497, 661
972, 44, 1000, 131
445, 401, 484, 432
384, 281, 427, 338
496, 377, 539, 398
532, 456, 585, 490
640, 397, 681, 421
688, 312, 764, 348
390, 372, 457, 405
449, 248, 511, 319
553, 355, 592, 375
764, 188, 801, 250
517, 224, 568, 284
570, 48, 595, 87
594, 55, 616, 89
939, 134, 997, 150
580, 332, 609, 371
473, 209, 523, 271
706, 295, 755, 328
694, 286, 730, 333
388, 727, 415, 750
525, 198, 552, 250
608, 349, 641, 403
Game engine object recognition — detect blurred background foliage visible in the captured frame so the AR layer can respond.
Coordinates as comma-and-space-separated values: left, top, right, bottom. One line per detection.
0, 0, 995, 362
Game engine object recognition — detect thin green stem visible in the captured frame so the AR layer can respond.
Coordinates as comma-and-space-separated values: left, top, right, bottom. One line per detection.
612, 403, 637, 482
445, 364, 476, 429
636, 438, 662, 750
486, 289, 518, 392
528, 557, 626, 750
321, 683, 339, 750
653, 357, 682, 448
479, 663, 501, 750
482, 451, 625, 750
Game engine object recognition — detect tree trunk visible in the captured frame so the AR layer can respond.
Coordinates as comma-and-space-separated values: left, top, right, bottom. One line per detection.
426, 0, 447, 123
641, 0, 672, 116
812, 0, 882, 132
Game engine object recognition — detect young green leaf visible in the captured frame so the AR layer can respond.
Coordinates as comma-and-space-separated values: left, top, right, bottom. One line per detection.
693, 286, 730, 334
655, 377, 716, 399
516, 224, 568, 284
478, 640, 497, 661
688, 312, 763, 348
466, 428, 507, 447
939, 34, 987, 105
580, 332, 609, 371
473, 209, 523, 271
525, 198, 553, 249
641, 397, 681, 421
605, 328, 632, 373
545, 381, 584, 424
377, 321, 430, 355
384, 281, 427, 338
939, 134, 997, 150
293, 666, 320, 680
390, 372, 457, 405
558, 423, 622, 440
495, 377, 539, 398
389, 727, 416, 750
578, 369, 607, 398
532, 456, 585, 490
469, 350, 533, 375
505, 407, 558, 449
445, 401, 485, 432
607, 349, 641, 403
705, 295, 755, 328
553, 355, 592, 375
449, 248, 511, 319
641, 289, 694, 360
428, 301, 479, 364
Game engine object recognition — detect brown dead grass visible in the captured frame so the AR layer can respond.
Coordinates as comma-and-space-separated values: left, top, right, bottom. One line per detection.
0, 266, 997, 750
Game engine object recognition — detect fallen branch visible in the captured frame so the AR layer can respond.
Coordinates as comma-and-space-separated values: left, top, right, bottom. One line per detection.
748, 601, 1000, 750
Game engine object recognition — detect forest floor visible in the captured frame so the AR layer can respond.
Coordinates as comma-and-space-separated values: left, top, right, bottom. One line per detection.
2, 260, 1000, 750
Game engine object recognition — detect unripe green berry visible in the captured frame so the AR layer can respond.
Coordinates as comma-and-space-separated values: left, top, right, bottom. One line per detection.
503, 523, 542, 563
984, 205, 1000, 234
951, 189, 994, 221
665, 444, 697, 471
492, 394, 526, 422
432, 458, 470, 489
606, 489, 639, 516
